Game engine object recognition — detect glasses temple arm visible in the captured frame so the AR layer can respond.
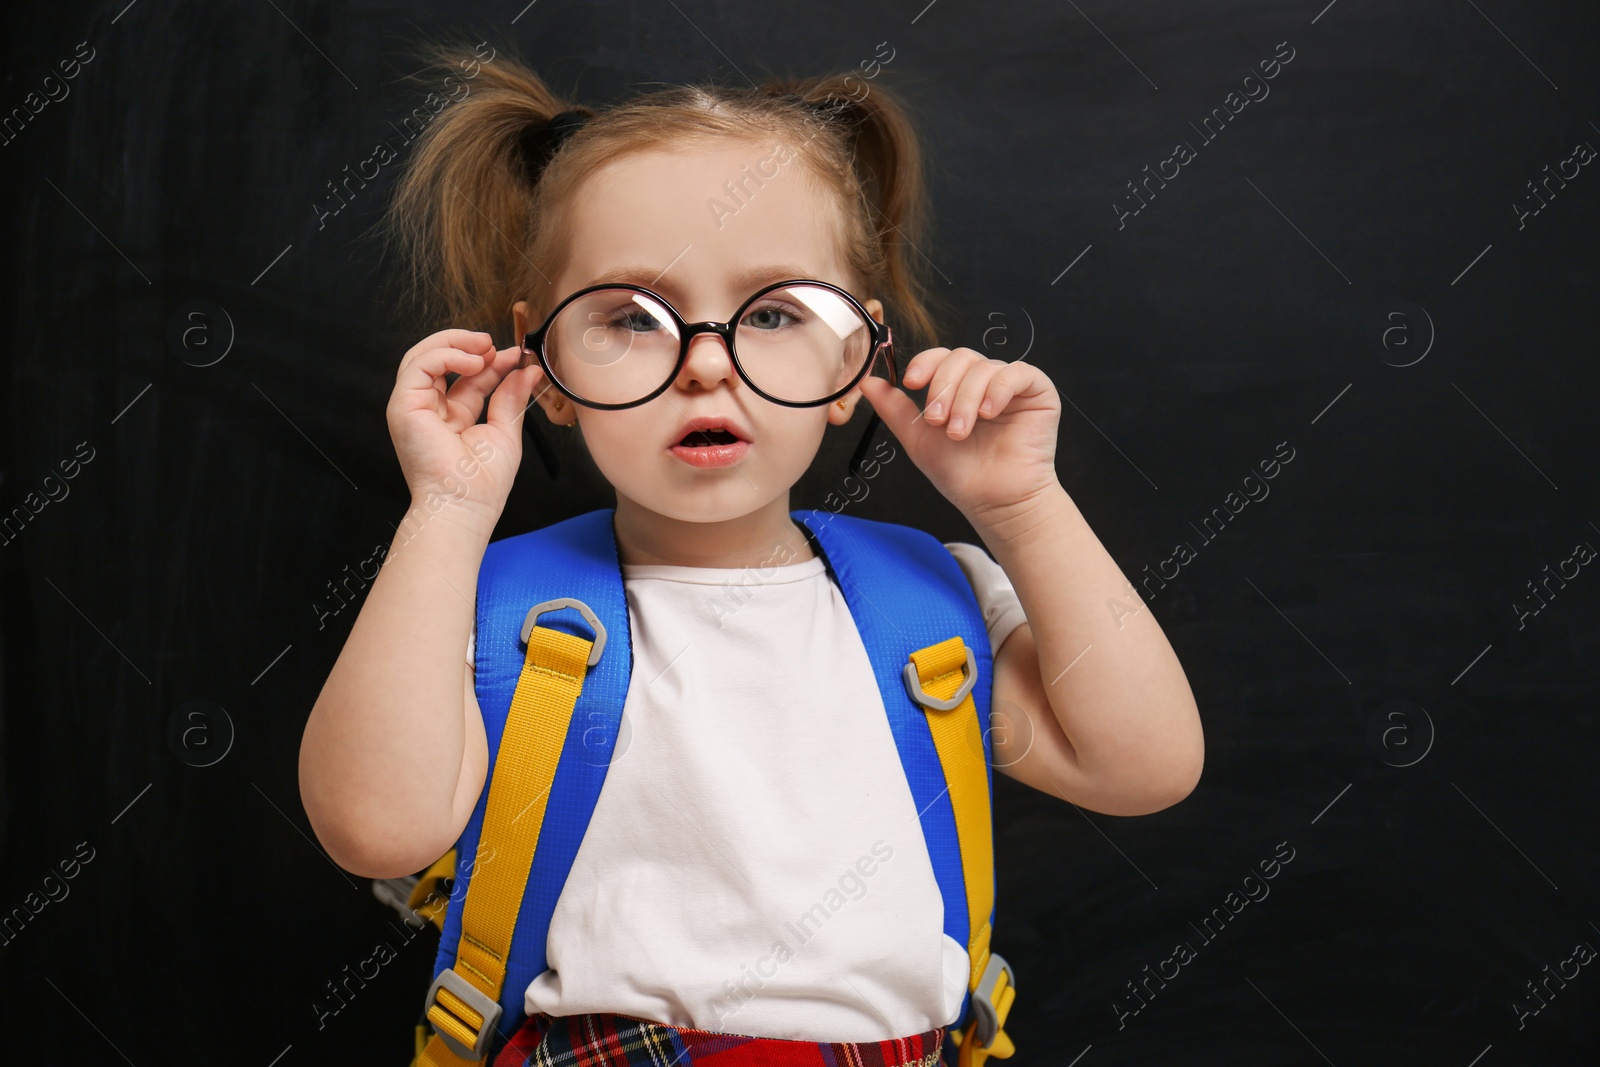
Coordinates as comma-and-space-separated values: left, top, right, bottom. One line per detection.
524, 414, 561, 480
847, 411, 884, 479
845, 330, 898, 479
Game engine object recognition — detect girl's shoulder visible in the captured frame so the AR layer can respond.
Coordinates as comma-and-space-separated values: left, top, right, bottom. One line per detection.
943, 541, 1026, 656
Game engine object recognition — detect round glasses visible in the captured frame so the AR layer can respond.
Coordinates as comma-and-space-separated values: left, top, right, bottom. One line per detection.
519, 279, 896, 410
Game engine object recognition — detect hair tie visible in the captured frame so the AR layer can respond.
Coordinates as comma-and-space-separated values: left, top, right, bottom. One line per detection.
546, 108, 589, 145
518, 107, 591, 185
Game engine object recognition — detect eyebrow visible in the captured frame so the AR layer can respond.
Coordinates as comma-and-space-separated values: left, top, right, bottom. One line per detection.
579, 263, 827, 295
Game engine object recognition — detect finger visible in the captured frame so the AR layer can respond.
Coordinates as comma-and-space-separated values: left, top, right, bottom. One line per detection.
915, 349, 983, 425
444, 343, 523, 423
486, 364, 544, 437
942, 355, 1009, 438
975, 361, 1031, 421
899, 347, 951, 393
856, 375, 925, 443
402, 329, 497, 369
397, 330, 496, 383
395, 333, 496, 399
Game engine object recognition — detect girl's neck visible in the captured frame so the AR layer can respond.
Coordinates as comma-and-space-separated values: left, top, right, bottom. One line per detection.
611, 496, 817, 569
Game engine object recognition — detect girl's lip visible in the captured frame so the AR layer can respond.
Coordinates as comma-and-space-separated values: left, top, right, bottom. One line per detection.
670, 414, 752, 448
668, 439, 750, 469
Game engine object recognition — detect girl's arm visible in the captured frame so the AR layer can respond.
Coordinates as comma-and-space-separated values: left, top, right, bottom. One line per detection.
858, 348, 1204, 816
299, 502, 493, 878
298, 329, 539, 879
975, 484, 1203, 815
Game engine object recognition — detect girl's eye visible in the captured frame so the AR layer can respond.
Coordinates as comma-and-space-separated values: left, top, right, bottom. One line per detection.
606, 308, 663, 332
742, 303, 802, 331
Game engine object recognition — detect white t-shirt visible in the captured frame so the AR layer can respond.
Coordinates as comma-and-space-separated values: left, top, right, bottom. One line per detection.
464, 540, 1026, 1041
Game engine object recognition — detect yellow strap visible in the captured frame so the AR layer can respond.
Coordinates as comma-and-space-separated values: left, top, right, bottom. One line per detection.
909, 637, 995, 992
409, 848, 458, 934
418, 624, 594, 1066
947, 967, 1016, 1066
907, 636, 1016, 1064
410, 1021, 430, 1067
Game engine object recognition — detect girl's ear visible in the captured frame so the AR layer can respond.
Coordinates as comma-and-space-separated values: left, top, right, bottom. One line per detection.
512, 299, 575, 426
823, 296, 888, 426
826, 391, 859, 427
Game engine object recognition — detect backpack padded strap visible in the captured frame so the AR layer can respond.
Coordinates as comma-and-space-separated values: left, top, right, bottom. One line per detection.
419, 623, 596, 1065
427, 509, 632, 1056
908, 637, 1016, 1063
908, 637, 994, 994
796, 510, 1002, 1040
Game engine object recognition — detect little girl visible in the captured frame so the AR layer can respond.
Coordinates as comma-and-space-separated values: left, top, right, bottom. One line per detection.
299, 38, 1204, 1067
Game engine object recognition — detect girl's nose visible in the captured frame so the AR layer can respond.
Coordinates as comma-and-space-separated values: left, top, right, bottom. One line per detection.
676, 331, 740, 392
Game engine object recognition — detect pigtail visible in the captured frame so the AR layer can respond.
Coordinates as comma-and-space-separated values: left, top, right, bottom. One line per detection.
381, 38, 586, 338
762, 74, 948, 355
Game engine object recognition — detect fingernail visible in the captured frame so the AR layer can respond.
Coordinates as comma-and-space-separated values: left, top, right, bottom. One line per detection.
927, 401, 943, 420
949, 416, 964, 434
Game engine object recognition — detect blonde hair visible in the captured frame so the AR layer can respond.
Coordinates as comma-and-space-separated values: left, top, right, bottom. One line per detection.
380, 37, 946, 355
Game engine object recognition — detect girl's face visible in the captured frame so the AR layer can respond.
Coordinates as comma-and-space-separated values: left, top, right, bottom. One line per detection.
514, 141, 885, 567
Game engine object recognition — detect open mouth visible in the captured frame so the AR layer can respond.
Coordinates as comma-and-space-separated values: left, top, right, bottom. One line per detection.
677, 428, 741, 446
668, 420, 751, 468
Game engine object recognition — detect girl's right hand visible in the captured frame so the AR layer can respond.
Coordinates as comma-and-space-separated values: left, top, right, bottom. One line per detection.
386, 329, 550, 529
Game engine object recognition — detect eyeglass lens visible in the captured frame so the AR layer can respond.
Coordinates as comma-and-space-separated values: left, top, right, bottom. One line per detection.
541, 284, 875, 406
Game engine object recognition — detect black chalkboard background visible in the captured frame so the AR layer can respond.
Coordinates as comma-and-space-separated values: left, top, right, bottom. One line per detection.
3, 1, 1597, 1064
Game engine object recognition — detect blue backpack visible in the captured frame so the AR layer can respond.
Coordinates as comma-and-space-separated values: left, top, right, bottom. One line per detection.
409, 507, 1017, 1066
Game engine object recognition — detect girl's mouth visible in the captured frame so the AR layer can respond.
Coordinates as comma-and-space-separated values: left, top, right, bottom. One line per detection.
669, 431, 750, 469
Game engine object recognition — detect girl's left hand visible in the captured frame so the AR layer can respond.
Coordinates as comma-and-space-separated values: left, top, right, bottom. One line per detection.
856, 346, 1062, 522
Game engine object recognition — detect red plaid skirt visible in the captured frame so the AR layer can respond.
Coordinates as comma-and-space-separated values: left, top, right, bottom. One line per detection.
491, 1010, 948, 1067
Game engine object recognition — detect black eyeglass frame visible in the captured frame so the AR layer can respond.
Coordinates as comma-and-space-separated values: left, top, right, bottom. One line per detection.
519, 278, 899, 478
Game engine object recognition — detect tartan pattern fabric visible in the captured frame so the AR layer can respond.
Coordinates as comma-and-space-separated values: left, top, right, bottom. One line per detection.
491, 1010, 948, 1067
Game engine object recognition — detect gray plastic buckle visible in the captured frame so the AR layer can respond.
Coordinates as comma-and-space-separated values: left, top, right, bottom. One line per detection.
423, 967, 503, 1060
370, 874, 428, 928
521, 597, 607, 667
970, 950, 1013, 1047
902, 644, 977, 711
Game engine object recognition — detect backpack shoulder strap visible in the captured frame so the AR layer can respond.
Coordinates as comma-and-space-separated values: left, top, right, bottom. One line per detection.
796, 515, 1011, 1062
420, 507, 630, 1065
793, 510, 1015, 1061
